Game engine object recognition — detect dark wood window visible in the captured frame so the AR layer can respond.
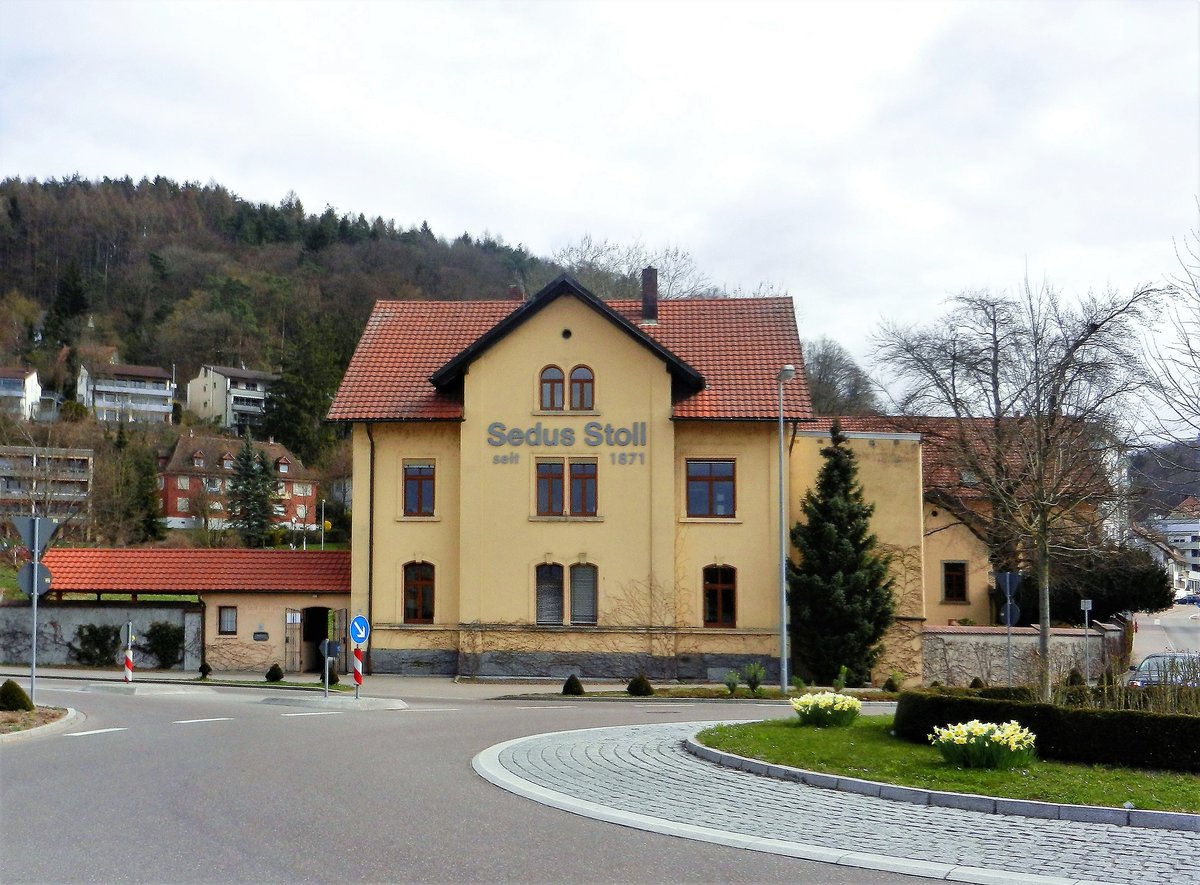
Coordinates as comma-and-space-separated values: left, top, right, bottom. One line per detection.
686, 460, 736, 518
537, 461, 565, 515
569, 461, 598, 517
536, 563, 564, 625
218, 606, 237, 635
404, 562, 434, 623
569, 366, 594, 410
943, 562, 968, 602
404, 462, 435, 516
539, 366, 564, 410
703, 566, 736, 627
570, 563, 598, 625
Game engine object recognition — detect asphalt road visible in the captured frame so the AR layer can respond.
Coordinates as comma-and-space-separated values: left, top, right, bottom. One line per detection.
1133, 601, 1200, 660
0, 680, 925, 884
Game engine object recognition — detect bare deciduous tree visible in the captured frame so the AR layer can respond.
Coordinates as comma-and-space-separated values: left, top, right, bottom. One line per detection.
872, 280, 1160, 698
802, 336, 880, 416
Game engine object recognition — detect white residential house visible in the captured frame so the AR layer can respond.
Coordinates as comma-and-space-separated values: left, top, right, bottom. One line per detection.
1143, 500, 1200, 595
185, 365, 279, 435
0, 368, 41, 420
77, 363, 174, 423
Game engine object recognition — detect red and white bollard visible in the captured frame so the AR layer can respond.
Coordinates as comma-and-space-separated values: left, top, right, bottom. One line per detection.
124, 647, 134, 683
353, 646, 363, 686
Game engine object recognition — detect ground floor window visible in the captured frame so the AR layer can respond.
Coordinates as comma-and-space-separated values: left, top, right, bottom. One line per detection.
569, 563, 598, 625
536, 563, 564, 624
404, 562, 434, 623
218, 606, 237, 635
703, 565, 736, 627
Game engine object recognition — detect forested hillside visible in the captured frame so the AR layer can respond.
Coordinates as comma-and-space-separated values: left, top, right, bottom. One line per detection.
0, 175, 556, 399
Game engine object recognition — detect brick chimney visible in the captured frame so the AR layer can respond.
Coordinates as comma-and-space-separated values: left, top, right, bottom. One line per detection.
507, 285, 523, 301
641, 267, 658, 324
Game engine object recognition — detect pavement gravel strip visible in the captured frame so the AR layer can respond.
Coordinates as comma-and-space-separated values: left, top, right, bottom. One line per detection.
473, 721, 1200, 885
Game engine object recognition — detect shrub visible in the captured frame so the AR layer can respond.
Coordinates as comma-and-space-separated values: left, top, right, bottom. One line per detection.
562, 674, 584, 696
882, 671, 903, 692
723, 669, 740, 695
140, 621, 184, 669
0, 678, 34, 712
894, 690, 1200, 772
790, 674, 808, 693
1065, 667, 1085, 686
968, 676, 986, 689
791, 691, 861, 727
327, 667, 339, 685
627, 673, 654, 696
198, 662, 212, 679
741, 661, 766, 694
929, 720, 1036, 769
69, 624, 122, 667
265, 663, 284, 682
832, 665, 849, 692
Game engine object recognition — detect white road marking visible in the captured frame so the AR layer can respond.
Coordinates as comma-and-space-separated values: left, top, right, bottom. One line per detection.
638, 704, 694, 710
280, 711, 341, 717
401, 707, 460, 712
514, 705, 575, 709
36, 687, 88, 693
65, 728, 127, 737
172, 717, 233, 724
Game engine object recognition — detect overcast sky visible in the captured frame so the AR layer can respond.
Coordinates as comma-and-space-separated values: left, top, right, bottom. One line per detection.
3, 0, 1197, 363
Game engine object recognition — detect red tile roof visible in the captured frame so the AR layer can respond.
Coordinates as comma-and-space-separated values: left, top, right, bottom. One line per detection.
328, 278, 811, 422
161, 434, 315, 480
41, 549, 350, 593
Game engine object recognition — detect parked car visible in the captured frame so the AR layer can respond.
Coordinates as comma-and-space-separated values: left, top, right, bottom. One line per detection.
1126, 653, 1200, 688
1174, 593, 1200, 606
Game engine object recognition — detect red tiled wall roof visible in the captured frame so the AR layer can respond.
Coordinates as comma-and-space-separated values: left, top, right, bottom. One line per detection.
328, 292, 811, 422
41, 549, 350, 593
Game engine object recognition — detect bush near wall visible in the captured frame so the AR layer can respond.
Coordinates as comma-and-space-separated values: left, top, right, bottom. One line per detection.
893, 691, 1200, 773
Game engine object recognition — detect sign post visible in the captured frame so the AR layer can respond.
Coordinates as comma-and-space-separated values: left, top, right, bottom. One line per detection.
995, 572, 1022, 686
1081, 599, 1093, 684
349, 616, 370, 701
12, 516, 59, 705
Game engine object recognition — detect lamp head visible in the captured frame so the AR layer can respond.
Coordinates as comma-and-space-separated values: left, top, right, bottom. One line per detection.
777, 365, 795, 382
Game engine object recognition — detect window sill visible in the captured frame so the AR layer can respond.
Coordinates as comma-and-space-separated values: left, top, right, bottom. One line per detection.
397, 515, 440, 522
529, 516, 604, 523
940, 599, 970, 605
531, 410, 600, 417
679, 517, 742, 524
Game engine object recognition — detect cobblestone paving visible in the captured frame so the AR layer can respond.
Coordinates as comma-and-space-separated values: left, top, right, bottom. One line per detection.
493, 722, 1200, 885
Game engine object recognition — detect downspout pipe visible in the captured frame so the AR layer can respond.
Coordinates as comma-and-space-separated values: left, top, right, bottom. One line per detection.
365, 422, 376, 675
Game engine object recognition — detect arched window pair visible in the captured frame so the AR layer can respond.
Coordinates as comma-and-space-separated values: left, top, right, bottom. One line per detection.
539, 366, 594, 411
535, 562, 598, 626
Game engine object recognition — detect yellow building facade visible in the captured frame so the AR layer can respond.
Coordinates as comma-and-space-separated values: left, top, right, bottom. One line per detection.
331, 274, 934, 682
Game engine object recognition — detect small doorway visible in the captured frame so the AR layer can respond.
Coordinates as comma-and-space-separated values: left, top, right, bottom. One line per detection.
301, 606, 331, 672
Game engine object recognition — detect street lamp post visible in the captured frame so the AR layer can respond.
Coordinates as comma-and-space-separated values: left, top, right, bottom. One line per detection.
777, 364, 795, 693
320, 498, 326, 550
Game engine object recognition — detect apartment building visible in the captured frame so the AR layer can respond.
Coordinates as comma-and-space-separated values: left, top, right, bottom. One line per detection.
185, 365, 279, 435
0, 445, 93, 526
77, 363, 174, 423
0, 368, 41, 420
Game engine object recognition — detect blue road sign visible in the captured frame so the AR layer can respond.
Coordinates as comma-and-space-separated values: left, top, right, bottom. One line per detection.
349, 615, 370, 645
995, 571, 1021, 600
999, 602, 1021, 627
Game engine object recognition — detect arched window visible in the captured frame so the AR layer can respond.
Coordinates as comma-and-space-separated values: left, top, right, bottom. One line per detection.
569, 366, 594, 410
539, 366, 564, 410
404, 562, 434, 624
703, 565, 736, 628
536, 563, 564, 625
569, 563, 598, 625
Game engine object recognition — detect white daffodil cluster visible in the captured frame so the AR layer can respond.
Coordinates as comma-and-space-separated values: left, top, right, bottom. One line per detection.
790, 690, 862, 727
928, 719, 1036, 769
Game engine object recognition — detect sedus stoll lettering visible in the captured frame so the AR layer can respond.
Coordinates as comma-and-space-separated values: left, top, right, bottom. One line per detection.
487, 421, 647, 449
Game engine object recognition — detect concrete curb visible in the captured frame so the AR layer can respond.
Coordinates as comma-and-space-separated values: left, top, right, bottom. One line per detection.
684, 735, 1200, 833
0, 706, 84, 744
473, 728, 1110, 885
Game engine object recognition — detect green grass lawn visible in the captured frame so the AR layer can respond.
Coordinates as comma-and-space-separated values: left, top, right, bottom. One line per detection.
697, 716, 1200, 814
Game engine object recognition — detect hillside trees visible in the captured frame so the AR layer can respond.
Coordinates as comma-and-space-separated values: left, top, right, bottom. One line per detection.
263, 315, 348, 466
789, 421, 895, 685
872, 280, 1160, 699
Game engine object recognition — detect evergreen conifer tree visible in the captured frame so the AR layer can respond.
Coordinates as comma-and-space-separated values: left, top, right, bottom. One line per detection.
227, 435, 276, 547
789, 420, 895, 685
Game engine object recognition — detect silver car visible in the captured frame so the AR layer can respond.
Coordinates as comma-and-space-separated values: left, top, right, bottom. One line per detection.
1127, 653, 1200, 688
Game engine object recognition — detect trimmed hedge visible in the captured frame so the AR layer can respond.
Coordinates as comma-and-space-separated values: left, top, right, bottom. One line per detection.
894, 691, 1200, 773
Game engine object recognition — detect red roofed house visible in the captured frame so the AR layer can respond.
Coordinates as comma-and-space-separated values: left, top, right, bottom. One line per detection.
158, 434, 318, 532
328, 272, 929, 682
41, 548, 350, 672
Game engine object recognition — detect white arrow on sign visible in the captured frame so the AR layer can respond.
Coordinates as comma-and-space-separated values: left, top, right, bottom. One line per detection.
349, 615, 370, 644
